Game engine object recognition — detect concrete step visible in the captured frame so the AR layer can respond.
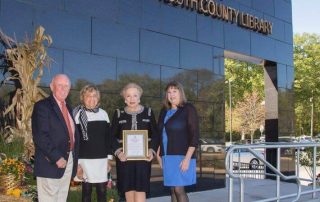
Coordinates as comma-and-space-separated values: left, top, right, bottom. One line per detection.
147, 178, 320, 202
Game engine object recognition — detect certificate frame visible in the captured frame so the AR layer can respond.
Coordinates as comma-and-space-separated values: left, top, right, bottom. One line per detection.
122, 130, 148, 160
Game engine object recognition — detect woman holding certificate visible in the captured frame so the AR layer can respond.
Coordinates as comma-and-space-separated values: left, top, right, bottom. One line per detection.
111, 83, 158, 202
157, 81, 199, 202
73, 85, 113, 202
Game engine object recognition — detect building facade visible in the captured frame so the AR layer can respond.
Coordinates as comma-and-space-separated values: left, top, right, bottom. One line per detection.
0, 0, 294, 196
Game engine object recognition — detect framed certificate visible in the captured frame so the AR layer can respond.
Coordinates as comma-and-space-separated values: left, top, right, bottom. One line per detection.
122, 130, 148, 160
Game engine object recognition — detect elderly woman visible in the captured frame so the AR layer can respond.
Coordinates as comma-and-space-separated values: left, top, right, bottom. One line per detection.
111, 83, 159, 202
157, 81, 199, 202
73, 85, 112, 202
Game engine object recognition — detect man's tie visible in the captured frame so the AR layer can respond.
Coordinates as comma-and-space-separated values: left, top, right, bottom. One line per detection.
61, 101, 74, 150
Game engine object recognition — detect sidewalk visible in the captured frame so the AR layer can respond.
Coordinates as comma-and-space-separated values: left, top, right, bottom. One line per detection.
147, 178, 320, 202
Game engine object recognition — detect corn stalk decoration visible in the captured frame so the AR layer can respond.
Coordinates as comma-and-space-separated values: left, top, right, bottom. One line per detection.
0, 26, 52, 158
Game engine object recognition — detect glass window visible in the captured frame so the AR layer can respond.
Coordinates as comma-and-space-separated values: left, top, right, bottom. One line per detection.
35, 10, 91, 52
161, 6, 197, 40
161, 66, 197, 101
0, 1, 34, 41
141, 0, 161, 31
63, 50, 116, 90
224, 24, 250, 56
117, 59, 161, 97
197, 15, 224, 48
277, 63, 287, 88
180, 39, 213, 70
65, 0, 117, 20
39, 48, 64, 87
198, 71, 224, 102
140, 30, 179, 67
92, 19, 139, 60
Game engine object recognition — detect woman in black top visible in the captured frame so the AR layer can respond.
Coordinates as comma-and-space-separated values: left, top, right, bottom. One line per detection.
111, 83, 158, 202
157, 81, 199, 202
73, 85, 113, 202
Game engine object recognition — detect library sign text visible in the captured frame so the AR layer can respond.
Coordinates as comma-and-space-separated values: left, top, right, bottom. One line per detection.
160, 0, 273, 35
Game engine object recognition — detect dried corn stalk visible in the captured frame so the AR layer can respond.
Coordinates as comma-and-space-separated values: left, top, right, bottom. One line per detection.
1, 26, 52, 158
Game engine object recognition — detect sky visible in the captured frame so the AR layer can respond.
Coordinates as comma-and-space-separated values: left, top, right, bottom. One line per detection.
292, 0, 320, 34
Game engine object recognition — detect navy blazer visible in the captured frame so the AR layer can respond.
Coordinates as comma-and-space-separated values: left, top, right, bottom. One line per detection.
32, 95, 79, 179
158, 103, 199, 158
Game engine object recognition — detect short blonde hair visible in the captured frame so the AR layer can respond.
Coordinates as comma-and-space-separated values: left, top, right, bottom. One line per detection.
120, 83, 143, 98
163, 81, 187, 109
80, 85, 100, 106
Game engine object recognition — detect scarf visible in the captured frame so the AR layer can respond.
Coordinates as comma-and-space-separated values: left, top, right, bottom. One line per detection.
73, 105, 99, 141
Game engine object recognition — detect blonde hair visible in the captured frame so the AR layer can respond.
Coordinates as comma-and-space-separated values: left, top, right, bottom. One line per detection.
120, 83, 143, 98
163, 81, 187, 109
80, 85, 101, 106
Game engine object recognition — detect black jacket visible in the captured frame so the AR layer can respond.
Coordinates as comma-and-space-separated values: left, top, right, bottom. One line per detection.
32, 95, 79, 178
111, 106, 159, 152
158, 103, 199, 158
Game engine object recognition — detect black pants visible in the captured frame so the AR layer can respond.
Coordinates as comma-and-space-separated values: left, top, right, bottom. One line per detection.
82, 182, 106, 202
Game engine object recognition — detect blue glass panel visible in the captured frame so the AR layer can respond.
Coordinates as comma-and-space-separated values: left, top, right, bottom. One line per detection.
275, 0, 292, 23
140, 97, 162, 119
30, 0, 64, 10
252, 0, 275, 16
197, 16, 224, 48
161, 66, 197, 101
284, 22, 293, 44
65, 0, 117, 20
238, 3, 263, 18
195, 102, 215, 133
92, 19, 139, 61
251, 33, 276, 62
180, 40, 212, 70
0, 1, 34, 41
63, 51, 116, 88
195, 101, 225, 134
213, 48, 225, 76
198, 72, 224, 102
286, 66, 294, 90
276, 41, 293, 66
140, 30, 179, 67
141, 0, 161, 32
236, 0, 252, 7
224, 24, 250, 56
118, 0, 142, 27
35, 10, 91, 52
222, 0, 239, 8
39, 48, 64, 87
264, 15, 285, 41
277, 63, 286, 88
160, 4, 197, 40
117, 59, 160, 97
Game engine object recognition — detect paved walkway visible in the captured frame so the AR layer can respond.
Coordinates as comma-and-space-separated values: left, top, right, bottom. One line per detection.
147, 178, 320, 202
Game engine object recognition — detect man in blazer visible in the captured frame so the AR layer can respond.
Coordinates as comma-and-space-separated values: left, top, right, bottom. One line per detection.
32, 74, 79, 202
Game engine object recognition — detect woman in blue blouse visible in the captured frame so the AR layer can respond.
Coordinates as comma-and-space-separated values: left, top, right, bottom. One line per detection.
157, 81, 199, 202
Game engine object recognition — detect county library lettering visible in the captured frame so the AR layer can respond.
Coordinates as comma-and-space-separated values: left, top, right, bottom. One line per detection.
0, 0, 294, 196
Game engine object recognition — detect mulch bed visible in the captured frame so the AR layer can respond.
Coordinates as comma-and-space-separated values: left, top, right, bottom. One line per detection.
0, 194, 31, 202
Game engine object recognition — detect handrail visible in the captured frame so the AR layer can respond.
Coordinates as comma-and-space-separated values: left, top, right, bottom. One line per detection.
225, 142, 320, 202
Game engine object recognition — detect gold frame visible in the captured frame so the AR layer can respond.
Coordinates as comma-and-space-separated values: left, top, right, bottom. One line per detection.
122, 130, 148, 160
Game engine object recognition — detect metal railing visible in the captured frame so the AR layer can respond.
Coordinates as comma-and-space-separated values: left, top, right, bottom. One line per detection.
232, 162, 265, 179
225, 142, 320, 202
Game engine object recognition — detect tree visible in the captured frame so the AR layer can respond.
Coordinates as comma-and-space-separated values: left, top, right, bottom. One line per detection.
225, 59, 264, 106
224, 59, 265, 139
294, 33, 320, 135
233, 92, 265, 143
300, 147, 320, 182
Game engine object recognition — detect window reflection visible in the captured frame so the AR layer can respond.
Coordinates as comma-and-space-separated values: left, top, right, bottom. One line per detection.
38, 48, 63, 87
117, 59, 160, 97
64, 51, 116, 90
161, 66, 197, 101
